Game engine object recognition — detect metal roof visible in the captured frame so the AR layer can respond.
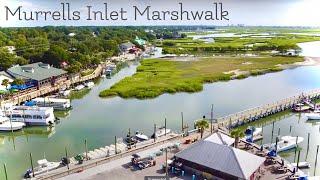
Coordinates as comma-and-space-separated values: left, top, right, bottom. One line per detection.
175, 140, 265, 179
204, 132, 235, 146
7, 62, 67, 81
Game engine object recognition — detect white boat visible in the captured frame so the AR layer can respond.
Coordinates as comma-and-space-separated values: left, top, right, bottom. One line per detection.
84, 81, 94, 89
24, 159, 61, 178
30, 97, 71, 110
75, 84, 85, 91
0, 113, 25, 131
245, 126, 262, 137
59, 90, 71, 97
135, 131, 149, 141
151, 127, 171, 138
3, 105, 55, 126
290, 162, 311, 169
306, 110, 320, 120
266, 136, 304, 152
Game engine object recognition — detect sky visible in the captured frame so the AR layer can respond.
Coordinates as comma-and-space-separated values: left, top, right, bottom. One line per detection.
0, 0, 319, 27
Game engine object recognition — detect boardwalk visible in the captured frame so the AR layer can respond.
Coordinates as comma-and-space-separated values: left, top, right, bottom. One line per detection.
216, 89, 320, 129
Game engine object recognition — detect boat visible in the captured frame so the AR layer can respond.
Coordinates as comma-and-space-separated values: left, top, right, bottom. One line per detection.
0, 113, 25, 131
292, 103, 310, 112
3, 104, 56, 126
245, 126, 262, 137
290, 162, 311, 169
306, 110, 320, 120
28, 97, 71, 111
151, 127, 171, 138
75, 84, 85, 91
265, 136, 304, 152
23, 159, 61, 178
84, 81, 94, 89
135, 131, 149, 141
244, 126, 262, 142
59, 90, 71, 97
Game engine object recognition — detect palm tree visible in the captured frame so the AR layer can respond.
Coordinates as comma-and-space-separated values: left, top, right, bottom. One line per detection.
230, 129, 245, 148
195, 119, 209, 138
1, 79, 10, 90
11, 78, 24, 86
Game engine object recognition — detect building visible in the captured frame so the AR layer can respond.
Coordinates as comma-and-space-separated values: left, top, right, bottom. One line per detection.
175, 133, 265, 180
119, 42, 135, 53
134, 36, 146, 46
7, 62, 68, 89
0, 71, 14, 91
5, 46, 16, 54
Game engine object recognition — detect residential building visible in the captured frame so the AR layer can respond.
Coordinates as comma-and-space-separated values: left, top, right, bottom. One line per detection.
119, 42, 135, 53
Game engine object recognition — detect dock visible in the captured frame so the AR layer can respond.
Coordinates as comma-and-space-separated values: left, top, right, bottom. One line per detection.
216, 89, 320, 129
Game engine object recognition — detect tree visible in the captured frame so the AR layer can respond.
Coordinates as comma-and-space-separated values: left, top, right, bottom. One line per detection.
0, 48, 16, 70
11, 78, 25, 86
1, 79, 10, 90
230, 129, 245, 148
195, 119, 209, 138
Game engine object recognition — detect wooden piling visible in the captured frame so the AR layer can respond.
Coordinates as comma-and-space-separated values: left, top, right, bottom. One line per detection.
305, 133, 310, 161
165, 148, 168, 177
3, 163, 8, 180
271, 122, 275, 143
314, 145, 319, 176
84, 139, 88, 160
181, 112, 184, 133
154, 124, 156, 142
65, 147, 69, 170
211, 104, 213, 133
114, 136, 117, 154
296, 150, 301, 169
277, 128, 280, 136
164, 118, 167, 136
29, 153, 35, 177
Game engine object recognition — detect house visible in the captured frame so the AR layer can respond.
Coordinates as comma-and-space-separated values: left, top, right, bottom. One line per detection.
174, 133, 265, 180
7, 62, 68, 89
0, 71, 14, 91
119, 42, 135, 53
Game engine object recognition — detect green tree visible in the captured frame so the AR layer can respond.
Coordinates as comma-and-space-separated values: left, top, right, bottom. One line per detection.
195, 119, 209, 138
1, 79, 10, 90
0, 48, 16, 70
11, 78, 25, 86
230, 129, 245, 148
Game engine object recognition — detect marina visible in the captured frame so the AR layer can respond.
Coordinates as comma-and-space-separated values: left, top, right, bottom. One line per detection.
0, 42, 320, 179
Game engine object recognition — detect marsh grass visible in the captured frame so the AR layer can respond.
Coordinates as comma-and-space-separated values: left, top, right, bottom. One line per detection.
99, 56, 303, 99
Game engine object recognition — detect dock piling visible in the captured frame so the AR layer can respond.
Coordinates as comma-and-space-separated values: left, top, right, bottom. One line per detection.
153, 124, 156, 142
271, 122, 275, 143
296, 150, 301, 170
65, 147, 69, 170
29, 153, 35, 177
181, 112, 184, 133
165, 118, 167, 136
314, 145, 319, 176
3, 163, 8, 180
84, 139, 88, 160
115, 136, 117, 154
210, 104, 213, 133
305, 133, 310, 161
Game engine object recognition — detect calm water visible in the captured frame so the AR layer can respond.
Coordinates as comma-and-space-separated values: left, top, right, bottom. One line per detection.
1, 43, 320, 179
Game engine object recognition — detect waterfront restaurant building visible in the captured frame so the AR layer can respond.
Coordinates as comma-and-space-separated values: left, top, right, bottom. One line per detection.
175, 133, 265, 180
7, 62, 68, 89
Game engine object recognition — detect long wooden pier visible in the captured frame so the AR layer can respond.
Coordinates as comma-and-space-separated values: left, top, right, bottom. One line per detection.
216, 89, 320, 129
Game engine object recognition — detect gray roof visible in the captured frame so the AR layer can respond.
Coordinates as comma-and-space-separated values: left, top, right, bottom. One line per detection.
0, 71, 14, 79
7, 62, 67, 81
204, 132, 235, 146
120, 42, 135, 49
175, 140, 265, 179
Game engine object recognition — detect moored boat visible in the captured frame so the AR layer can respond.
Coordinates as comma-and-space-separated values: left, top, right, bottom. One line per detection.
28, 97, 71, 111
290, 162, 311, 169
3, 105, 56, 126
75, 84, 85, 91
265, 136, 304, 152
23, 159, 61, 178
135, 131, 149, 141
306, 110, 320, 120
84, 81, 94, 89
0, 113, 25, 131
151, 127, 171, 138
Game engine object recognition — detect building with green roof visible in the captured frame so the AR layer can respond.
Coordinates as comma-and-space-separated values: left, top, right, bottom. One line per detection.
7, 62, 68, 89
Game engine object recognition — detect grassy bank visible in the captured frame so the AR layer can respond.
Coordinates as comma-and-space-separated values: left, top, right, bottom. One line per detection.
99, 56, 303, 99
